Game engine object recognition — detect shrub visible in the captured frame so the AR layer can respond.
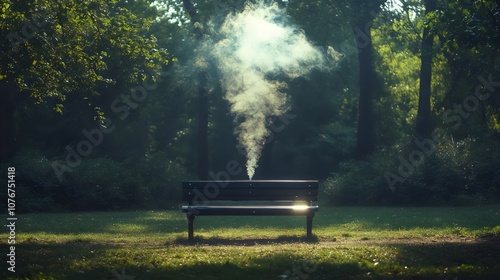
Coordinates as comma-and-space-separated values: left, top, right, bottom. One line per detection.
58, 156, 146, 211
1, 148, 191, 212
137, 151, 190, 209
0, 149, 60, 212
322, 147, 399, 206
323, 134, 500, 206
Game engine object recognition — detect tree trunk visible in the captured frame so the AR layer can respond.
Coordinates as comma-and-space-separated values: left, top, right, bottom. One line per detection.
0, 79, 16, 162
197, 72, 209, 180
354, 20, 375, 159
183, 0, 209, 180
415, 0, 436, 138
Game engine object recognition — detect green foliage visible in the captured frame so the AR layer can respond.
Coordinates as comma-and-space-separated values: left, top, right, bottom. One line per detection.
0, 0, 171, 109
319, 1, 500, 206
1, 149, 58, 212
323, 148, 399, 206
436, 136, 500, 201
138, 151, 190, 207
318, 122, 357, 160
2, 0, 500, 211
373, 4, 450, 144
60, 156, 146, 211
0, 148, 189, 212
323, 134, 500, 206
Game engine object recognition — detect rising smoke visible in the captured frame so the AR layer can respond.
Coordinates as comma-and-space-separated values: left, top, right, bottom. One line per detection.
211, 1, 334, 179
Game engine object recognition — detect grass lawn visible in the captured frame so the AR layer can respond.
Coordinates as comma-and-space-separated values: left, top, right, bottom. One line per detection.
1, 205, 500, 279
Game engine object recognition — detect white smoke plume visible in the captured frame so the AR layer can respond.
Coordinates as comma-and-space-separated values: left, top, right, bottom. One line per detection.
211, 2, 330, 179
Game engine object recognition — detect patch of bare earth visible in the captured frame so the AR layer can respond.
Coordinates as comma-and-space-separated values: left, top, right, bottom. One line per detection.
171, 235, 500, 247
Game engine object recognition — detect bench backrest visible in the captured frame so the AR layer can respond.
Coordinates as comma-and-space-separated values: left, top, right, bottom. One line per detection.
182, 180, 318, 205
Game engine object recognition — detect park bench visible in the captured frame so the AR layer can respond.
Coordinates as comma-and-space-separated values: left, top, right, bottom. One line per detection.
181, 180, 319, 241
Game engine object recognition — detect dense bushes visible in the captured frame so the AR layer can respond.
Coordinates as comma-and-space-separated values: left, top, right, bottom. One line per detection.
323, 135, 500, 206
1, 150, 59, 212
0, 149, 189, 213
3, 132, 498, 212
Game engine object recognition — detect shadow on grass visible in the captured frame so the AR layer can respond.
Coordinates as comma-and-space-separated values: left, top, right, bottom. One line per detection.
3, 237, 500, 280
314, 205, 500, 231
17, 206, 500, 236
1, 242, 364, 280
171, 234, 320, 246
389, 236, 500, 269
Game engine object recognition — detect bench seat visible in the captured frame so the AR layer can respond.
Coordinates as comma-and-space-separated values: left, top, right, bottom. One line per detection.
181, 180, 319, 240
181, 205, 319, 216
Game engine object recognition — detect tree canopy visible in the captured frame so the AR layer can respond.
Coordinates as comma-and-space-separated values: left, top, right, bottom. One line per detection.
1, 0, 499, 211
1, 0, 171, 110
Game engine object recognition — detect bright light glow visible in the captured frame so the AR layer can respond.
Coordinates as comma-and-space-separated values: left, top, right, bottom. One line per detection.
386, 0, 403, 12
292, 205, 309, 210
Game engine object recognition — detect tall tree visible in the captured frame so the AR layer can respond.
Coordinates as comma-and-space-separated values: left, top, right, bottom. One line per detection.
284, 0, 385, 162
182, 0, 209, 180
350, 0, 386, 158
180, 0, 246, 179
0, 0, 170, 162
415, 0, 436, 138
437, 0, 500, 135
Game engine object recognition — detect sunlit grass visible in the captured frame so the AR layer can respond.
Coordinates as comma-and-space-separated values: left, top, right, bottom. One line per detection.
1, 206, 500, 279
18, 206, 500, 242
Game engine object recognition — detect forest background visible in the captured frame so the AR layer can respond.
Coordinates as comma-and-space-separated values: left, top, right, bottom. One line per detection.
1, 0, 499, 212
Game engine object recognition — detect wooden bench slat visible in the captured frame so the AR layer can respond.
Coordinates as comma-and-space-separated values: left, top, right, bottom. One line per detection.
183, 180, 318, 189
182, 181, 319, 203
183, 189, 318, 202
181, 205, 319, 216
182, 180, 318, 188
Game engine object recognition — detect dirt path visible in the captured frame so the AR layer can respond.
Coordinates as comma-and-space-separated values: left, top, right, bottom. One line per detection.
167, 234, 500, 247
323, 235, 500, 246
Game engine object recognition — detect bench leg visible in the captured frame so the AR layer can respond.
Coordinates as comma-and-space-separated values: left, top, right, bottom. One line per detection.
188, 214, 195, 241
306, 214, 313, 238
